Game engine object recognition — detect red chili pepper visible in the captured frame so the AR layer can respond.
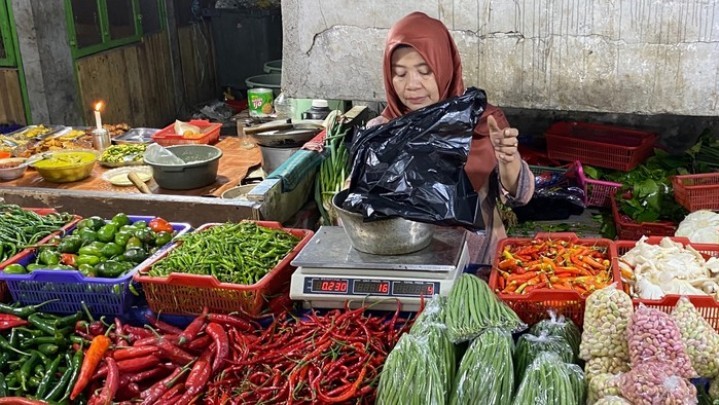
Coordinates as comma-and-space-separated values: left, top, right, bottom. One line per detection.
175, 350, 212, 405
96, 357, 119, 405
178, 307, 208, 346
113, 345, 157, 361
70, 334, 111, 400
0, 398, 49, 405
316, 363, 367, 403
123, 325, 154, 341
145, 314, 183, 335
93, 354, 161, 379
205, 322, 229, 372
156, 339, 195, 365
0, 314, 28, 330
140, 365, 189, 405
158, 383, 184, 401
133, 334, 180, 347
186, 335, 212, 352
114, 318, 128, 347
206, 313, 254, 332
60, 253, 77, 267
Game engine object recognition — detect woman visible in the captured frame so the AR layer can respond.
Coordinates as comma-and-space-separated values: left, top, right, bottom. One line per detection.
367, 11, 535, 264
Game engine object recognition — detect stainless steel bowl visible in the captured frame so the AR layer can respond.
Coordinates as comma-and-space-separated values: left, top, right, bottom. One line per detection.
332, 190, 434, 255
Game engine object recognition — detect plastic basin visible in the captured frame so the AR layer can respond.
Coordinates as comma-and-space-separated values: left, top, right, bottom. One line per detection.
245, 74, 281, 96
31, 150, 98, 183
144, 145, 222, 190
263, 59, 282, 73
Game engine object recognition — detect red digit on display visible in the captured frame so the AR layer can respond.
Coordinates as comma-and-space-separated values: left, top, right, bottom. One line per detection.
427, 285, 434, 295
380, 283, 389, 294
321, 281, 330, 291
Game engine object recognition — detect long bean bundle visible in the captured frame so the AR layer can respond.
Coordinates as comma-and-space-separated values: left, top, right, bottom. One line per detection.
513, 351, 579, 405
409, 296, 456, 391
377, 333, 447, 405
450, 328, 514, 405
148, 222, 300, 284
0, 204, 74, 262
445, 274, 526, 343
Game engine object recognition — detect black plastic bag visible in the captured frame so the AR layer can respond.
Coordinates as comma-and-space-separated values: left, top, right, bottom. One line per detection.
512, 165, 586, 221
343, 87, 487, 229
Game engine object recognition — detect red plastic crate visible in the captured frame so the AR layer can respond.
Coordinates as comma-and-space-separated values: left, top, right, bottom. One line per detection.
616, 237, 719, 330
575, 162, 623, 208
0, 208, 81, 302
489, 232, 620, 328
672, 173, 719, 212
545, 121, 657, 171
151, 120, 222, 146
610, 189, 677, 240
134, 221, 314, 316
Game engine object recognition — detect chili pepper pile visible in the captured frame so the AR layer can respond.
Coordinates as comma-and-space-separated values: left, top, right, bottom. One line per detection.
205, 304, 412, 404
0, 204, 75, 263
496, 238, 613, 295
0, 299, 85, 401
68, 308, 261, 404
148, 221, 300, 285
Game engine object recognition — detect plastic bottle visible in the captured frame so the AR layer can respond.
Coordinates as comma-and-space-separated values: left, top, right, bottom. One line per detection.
301, 99, 331, 120
273, 91, 295, 120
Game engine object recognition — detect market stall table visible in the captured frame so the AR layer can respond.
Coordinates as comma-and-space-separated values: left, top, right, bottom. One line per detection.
2, 137, 261, 198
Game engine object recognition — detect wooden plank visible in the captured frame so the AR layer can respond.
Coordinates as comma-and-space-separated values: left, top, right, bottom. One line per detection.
144, 32, 176, 126
178, 26, 199, 106
0, 68, 26, 124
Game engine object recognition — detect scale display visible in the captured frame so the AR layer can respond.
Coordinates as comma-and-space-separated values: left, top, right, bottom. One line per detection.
305, 277, 439, 298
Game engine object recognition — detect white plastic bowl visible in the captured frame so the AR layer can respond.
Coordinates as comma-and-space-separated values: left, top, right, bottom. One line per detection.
0, 158, 28, 181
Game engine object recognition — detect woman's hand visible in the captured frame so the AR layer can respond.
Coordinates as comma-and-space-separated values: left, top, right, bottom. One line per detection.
488, 115, 522, 195
488, 115, 519, 163
366, 115, 389, 128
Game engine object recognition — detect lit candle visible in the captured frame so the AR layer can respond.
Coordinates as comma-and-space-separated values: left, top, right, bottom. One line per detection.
93, 101, 104, 130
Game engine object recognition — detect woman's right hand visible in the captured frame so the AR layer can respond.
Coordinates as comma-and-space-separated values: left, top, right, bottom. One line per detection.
366, 115, 388, 128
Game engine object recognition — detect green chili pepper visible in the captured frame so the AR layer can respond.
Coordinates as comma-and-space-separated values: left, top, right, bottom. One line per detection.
0, 299, 59, 317
20, 335, 67, 349
20, 351, 40, 391
57, 348, 82, 402
38, 343, 59, 356
54, 312, 83, 328
27, 314, 68, 336
36, 355, 61, 398
0, 372, 7, 397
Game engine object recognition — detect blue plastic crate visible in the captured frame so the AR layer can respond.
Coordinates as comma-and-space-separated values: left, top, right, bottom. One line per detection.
0, 215, 191, 316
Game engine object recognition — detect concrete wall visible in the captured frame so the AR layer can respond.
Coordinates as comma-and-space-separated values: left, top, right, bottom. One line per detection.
281, 0, 719, 116
12, 0, 84, 125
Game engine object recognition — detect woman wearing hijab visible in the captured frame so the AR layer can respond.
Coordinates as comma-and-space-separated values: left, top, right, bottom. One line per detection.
367, 11, 535, 264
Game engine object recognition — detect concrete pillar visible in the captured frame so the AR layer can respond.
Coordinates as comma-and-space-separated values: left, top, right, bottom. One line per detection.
11, 0, 83, 125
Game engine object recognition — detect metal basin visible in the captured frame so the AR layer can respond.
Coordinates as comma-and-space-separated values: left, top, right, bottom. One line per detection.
248, 121, 322, 147
332, 190, 434, 255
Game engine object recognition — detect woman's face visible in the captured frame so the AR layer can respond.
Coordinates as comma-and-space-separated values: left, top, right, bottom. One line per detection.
390, 47, 440, 111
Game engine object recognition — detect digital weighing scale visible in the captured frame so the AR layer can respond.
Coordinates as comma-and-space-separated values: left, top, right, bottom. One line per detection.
290, 226, 469, 312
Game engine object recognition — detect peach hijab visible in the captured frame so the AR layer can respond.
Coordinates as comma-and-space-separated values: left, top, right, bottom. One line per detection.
379, 12, 499, 190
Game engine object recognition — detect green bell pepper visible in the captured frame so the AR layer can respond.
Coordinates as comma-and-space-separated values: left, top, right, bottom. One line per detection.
78, 228, 98, 245
3, 263, 26, 275
57, 235, 82, 254
133, 227, 155, 244
154, 231, 173, 247
96, 223, 118, 243
123, 247, 148, 263
95, 260, 133, 278
111, 213, 131, 227
100, 242, 123, 257
38, 249, 61, 266
78, 264, 96, 278
76, 255, 101, 267
78, 242, 105, 257
114, 230, 132, 247
125, 236, 143, 250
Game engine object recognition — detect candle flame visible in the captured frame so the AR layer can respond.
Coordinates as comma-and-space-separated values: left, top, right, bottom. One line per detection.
94, 101, 104, 111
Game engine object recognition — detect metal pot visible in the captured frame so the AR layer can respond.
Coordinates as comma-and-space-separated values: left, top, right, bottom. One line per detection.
258, 145, 301, 175
245, 120, 322, 147
331, 190, 435, 255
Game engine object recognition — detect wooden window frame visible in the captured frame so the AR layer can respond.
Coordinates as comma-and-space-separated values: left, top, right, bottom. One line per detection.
65, 0, 166, 60
0, 0, 16, 67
